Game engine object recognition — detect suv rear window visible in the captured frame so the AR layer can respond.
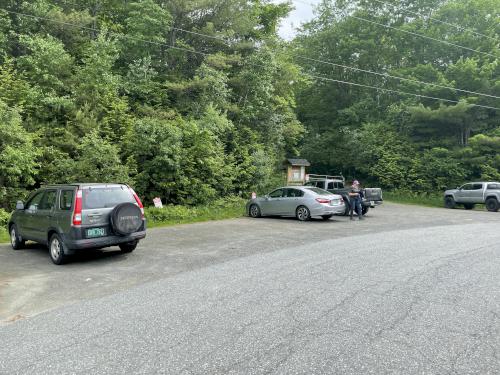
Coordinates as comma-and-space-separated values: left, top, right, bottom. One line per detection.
82, 186, 135, 209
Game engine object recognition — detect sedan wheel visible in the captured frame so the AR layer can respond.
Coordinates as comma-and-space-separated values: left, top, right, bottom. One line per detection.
296, 206, 311, 221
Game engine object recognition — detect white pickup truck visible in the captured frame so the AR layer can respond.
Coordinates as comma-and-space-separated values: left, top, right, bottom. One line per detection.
444, 182, 500, 212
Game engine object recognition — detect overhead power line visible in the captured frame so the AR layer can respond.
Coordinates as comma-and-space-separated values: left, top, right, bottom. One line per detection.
13, 2, 499, 100
295, 55, 500, 100
371, 0, 500, 43
3, 8, 499, 111
349, 15, 498, 59
292, 0, 499, 44
307, 73, 500, 111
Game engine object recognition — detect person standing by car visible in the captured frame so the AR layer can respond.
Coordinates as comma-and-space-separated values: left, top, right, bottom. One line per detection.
349, 180, 364, 220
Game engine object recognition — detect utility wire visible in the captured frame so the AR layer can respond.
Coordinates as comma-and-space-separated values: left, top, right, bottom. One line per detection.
370, 0, 500, 43
20, 1, 500, 100
307, 73, 500, 111
291, 0, 498, 58
162, 17, 500, 101
349, 15, 498, 59
3, 8, 499, 111
295, 55, 500, 100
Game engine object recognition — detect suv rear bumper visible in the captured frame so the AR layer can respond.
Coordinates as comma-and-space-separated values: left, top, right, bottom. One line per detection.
63, 230, 146, 251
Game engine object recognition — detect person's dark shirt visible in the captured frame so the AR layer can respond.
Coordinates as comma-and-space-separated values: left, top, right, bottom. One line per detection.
349, 187, 361, 198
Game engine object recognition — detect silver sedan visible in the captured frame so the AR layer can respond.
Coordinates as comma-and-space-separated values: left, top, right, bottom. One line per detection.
247, 186, 345, 221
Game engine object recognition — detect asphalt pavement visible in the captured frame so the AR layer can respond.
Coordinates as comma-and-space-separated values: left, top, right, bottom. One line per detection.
1, 203, 499, 374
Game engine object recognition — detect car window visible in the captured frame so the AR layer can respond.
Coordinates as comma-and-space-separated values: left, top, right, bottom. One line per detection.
327, 182, 334, 190
39, 190, 57, 210
487, 184, 500, 190
59, 190, 74, 211
286, 189, 304, 198
26, 192, 44, 211
472, 183, 483, 190
268, 189, 284, 198
304, 187, 331, 196
82, 186, 135, 209
461, 184, 473, 191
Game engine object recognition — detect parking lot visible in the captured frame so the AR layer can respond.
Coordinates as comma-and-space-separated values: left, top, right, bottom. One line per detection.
1, 202, 497, 324
1, 203, 500, 374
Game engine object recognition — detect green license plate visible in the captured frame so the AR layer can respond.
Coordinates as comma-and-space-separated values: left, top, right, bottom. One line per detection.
86, 227, 106, 238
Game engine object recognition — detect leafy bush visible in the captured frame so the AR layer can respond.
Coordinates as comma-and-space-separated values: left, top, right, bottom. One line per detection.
0, 208, 10, 228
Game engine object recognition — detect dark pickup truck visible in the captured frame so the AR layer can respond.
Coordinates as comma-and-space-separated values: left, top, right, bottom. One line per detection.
305, 174, 383, 215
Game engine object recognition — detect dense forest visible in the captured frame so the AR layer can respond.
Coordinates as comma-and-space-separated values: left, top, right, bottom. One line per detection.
0, 0, 498, 210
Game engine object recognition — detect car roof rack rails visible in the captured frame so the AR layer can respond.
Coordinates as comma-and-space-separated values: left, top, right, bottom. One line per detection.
307, 174, 345, 182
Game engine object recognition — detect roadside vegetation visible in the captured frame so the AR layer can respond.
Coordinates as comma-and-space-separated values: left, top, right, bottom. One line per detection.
383, 191, 444, 208
145, 197, 246, 227
0, 0, 498, 217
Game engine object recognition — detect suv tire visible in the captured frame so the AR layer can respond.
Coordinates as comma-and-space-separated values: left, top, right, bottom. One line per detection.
485, 197, 499, 212
111, 203, 143, 236
49, 233, 68, 265
444, 196, 456, 209
119, 240, 138, 253
10, 224, 25, 250
362, 206, 369, 215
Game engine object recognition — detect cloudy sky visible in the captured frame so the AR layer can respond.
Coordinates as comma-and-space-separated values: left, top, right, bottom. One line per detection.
274, 0, 322, 40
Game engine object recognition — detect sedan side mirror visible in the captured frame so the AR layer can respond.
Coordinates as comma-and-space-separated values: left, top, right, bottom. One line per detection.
16, 201, 24, 210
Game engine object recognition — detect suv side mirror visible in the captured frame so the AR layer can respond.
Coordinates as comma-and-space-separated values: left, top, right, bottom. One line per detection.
16, 201, 24, 210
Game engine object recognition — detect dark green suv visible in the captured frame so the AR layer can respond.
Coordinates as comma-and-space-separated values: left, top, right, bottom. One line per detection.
8, 183, 146, 265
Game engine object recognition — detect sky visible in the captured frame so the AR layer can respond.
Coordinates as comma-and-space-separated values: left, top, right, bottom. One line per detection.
274, 0, 322, 40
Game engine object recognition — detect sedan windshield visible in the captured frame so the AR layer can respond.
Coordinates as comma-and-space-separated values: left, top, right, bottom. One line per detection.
304, 187, 331, 196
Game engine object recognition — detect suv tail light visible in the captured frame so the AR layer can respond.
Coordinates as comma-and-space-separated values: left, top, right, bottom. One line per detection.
316, 198, 330, 204
72, 189, 83, 226
130, 188, 145, 219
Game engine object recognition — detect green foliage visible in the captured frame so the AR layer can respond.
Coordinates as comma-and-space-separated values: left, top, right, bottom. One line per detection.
0, 101, 40, 209
294, 0, 500, 192
0, 208, 10, 228
0, 0, 301, 209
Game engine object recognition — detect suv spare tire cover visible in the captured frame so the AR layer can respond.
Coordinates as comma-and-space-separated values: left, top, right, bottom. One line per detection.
110, 203, 142, 236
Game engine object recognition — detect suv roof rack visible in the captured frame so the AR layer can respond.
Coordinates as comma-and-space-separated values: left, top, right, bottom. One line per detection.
307, 174, 345, 182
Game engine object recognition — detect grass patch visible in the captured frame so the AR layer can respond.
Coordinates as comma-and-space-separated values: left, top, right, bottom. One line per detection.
145, 196, 247, 228
383, 191, 444, 208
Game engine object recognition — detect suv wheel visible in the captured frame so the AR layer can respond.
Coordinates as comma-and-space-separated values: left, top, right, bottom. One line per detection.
362, 206, 369, 215
49, 233, 68, 265
119, 240, 138, 253
444, 196, 456, 209
485, 198, 499, 212
296, 206, 311, 221
10, 225, 25, 250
